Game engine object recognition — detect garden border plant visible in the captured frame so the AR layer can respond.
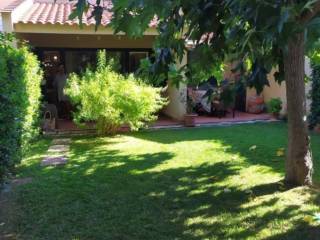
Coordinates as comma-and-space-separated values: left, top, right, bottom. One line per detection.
267, 98, 283, 119
65, 50, 167, 135
0, 33, 43, 184
309, 62, 320, 130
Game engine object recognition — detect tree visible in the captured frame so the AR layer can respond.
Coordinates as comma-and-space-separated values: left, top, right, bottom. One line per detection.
71, 0, 320, 186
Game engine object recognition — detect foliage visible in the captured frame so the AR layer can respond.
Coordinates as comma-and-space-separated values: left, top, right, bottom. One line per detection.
136, 58, 167, 87
3, 124, 320, 239
309, 62, 320, 129
0, 33, 42, 183
70, 1, 320, 92
267, 98, 283, 115
72, 0, 320, 185
220, 84, 236, 108
65, 50, 167, 134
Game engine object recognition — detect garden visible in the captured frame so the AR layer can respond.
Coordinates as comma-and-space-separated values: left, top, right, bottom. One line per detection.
1, 123, 320, 239
2, 0, 320, 236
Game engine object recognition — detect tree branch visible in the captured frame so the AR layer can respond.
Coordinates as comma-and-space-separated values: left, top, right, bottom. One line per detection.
300, 0, 320, 24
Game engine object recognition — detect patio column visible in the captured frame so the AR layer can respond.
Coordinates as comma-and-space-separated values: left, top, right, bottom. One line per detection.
1, 12, 18, 48
1, 12, 13, 33
163, 54, 187, 120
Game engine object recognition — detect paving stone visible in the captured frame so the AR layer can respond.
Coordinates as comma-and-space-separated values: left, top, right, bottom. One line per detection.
52, 138, 71, 145
41, 156, 68, 167
42, 138, 71, 167
47, 144, 70, 153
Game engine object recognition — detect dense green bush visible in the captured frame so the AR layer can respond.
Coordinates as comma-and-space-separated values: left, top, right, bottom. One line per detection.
267, 98, 282, 115
65, 51, 167, 134
0, 34, 42, 183
309, 63, 320, 129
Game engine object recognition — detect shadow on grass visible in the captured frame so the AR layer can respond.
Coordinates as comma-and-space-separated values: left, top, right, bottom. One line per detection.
6, 129, 319, 240
137, 122, 320, 181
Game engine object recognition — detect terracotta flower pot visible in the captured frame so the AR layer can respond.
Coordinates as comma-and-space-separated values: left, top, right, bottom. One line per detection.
184, 114, 198, 127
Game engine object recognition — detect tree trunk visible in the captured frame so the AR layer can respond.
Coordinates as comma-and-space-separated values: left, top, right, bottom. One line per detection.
283, 32, 313, 186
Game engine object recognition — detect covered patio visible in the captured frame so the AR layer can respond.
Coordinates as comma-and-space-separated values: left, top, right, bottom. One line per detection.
51, 112, 276, 135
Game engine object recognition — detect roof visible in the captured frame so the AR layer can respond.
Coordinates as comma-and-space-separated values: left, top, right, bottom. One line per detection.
0, 0, 25, 12
17, 0, 113, 26
13, 0, 158, 27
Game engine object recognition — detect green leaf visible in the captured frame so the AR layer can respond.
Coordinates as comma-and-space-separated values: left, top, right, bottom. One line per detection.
69, 0, 88, 26
278, 8, 289, 33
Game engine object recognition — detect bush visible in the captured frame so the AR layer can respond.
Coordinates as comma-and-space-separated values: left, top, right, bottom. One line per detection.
65, 50, 167, 135
308, 63, 320, 129
267, 98, 282, 114
0, 34, 42, 183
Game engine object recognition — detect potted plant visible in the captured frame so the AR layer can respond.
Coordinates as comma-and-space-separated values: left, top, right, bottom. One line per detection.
184, 97, 198, 127
267, 98, 282, 119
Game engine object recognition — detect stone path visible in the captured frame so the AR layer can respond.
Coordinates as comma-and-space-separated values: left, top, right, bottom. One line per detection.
41, 138, 71, 167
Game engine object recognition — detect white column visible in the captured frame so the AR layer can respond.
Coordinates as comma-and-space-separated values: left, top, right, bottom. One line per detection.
163, 54, 187, 120
1, 12, 13, 33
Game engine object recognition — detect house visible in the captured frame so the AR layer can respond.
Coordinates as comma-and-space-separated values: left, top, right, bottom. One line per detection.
0, 0, 312, 122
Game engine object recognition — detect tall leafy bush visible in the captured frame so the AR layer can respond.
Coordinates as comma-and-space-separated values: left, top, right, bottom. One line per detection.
309, 63, 320, 129
65, 51, 167, 135
0, 34, 42, 183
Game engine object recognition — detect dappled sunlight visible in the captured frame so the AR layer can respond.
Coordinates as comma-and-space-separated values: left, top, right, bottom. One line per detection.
5, 123, 320, 239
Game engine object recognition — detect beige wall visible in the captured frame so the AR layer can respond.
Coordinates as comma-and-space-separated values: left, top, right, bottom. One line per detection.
245, 58, 312, 115
262, 70, 287, 114
246, 71, 288, 115
16, 33, 156, 49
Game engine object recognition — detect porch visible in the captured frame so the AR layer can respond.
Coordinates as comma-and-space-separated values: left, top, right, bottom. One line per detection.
50, 112, 276, 135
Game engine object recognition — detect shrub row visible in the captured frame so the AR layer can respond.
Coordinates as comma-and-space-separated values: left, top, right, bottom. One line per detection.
309, 62, 320, 129
0, 34, 42, 183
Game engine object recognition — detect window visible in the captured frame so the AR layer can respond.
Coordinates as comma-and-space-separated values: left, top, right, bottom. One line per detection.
65, 51, 97, 74
129, 52, 149, 73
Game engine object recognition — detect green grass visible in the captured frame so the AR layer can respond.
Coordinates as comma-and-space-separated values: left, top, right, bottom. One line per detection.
2, 123, 320, 239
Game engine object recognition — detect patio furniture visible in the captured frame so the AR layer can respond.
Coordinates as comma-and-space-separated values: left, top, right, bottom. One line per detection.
188, 86, 235, 118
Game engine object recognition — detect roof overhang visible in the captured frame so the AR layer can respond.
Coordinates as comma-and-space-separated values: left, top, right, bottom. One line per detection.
13, 22, 158, 35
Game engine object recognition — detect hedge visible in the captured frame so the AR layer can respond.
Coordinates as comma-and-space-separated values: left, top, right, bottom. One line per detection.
0, 34, 42, 183
309, 63, 320, 129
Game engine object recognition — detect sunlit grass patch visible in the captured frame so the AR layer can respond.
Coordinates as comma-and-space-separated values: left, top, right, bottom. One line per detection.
2, 123, 320, 240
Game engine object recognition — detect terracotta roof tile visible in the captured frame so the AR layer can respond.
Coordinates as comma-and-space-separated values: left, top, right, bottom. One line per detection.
0, 0, 26, 12
15, 0, 158, 28
17, 0, 113, 26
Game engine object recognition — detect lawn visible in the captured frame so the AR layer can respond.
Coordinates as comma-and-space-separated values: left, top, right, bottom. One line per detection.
1, 123, 320, 239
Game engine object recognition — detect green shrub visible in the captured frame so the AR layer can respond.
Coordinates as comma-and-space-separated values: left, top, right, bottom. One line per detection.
309, 63, 320, 129
0, 33, 42, 183
65, 50, 167, 135
267, 98, 282, 114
